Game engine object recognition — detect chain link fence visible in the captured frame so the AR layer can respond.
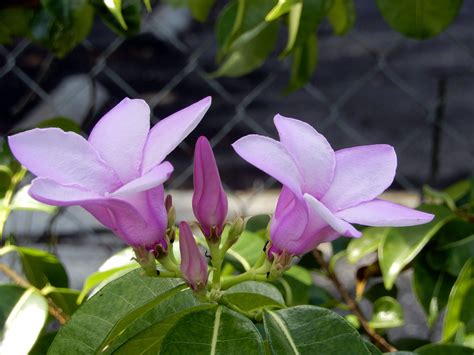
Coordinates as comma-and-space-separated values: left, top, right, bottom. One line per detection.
1, 2, 474, 219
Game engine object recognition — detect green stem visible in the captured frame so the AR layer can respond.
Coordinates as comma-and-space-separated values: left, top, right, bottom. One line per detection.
0, 168, 26, 240
158, 253, 180, 273
208, 241, 222, 289
157, 269, 180, 278
221, 270, 269, 290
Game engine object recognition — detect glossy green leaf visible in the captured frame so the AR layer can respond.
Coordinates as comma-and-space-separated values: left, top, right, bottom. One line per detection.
10, 185, 57, 214
369, 296, 404, 329
189, 0, 215, 22
364, 340, 383, 354
442, 259, 473, 342
222, 281, 285, 313
213, 20, 279, 77
347, 227, 388, 264
29, 331, 57, 355
0, 245, 68, 289
379, 205, 454, 290
416, 343, 474, 354
412, 257, 455, 327
91, 0, 142, 36
118, 305, 265, 354
37, 117, 82, 133
273, 265, 313, 306
264, 305, 369, 354
327, 0, 356, 35
49, 270, 185, 353
266, 0, 300, 21
0, 288, 48, 354
0, 285, 25, 329
286, 33, 317, 93
376, 0, 463, 39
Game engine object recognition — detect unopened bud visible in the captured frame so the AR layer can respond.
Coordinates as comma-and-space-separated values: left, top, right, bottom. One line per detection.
167, 205, 176, 230
227, 217, 244, 247
133, 246, 158, 277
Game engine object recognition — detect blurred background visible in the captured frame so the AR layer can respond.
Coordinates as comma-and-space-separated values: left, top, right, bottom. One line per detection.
1, 0, 473, 342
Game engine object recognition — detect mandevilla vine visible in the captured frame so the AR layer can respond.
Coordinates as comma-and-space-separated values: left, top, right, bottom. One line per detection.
4, 97, 443, 353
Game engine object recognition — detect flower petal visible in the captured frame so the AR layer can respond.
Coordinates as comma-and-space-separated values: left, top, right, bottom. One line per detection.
141, 97, 212, 173
304, 194, 361, 238
336, 199, 435, 226
274, 114, 335, 198
321, 145, 397, 211
232, 135, 303, 195
111, 161, 173, 197
9, 128, 120, 193
88, 98, 151, 183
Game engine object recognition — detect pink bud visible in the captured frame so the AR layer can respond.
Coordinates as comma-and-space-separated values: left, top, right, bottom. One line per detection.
192, 136, 228, 237
179, 222, 208, 290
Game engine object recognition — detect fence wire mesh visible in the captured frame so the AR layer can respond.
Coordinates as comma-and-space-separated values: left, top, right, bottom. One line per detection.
1, 3, 474, 220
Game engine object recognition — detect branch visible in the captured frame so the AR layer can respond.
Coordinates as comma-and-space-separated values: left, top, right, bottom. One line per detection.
312, 250, 397, 353
0, 263, 70, 325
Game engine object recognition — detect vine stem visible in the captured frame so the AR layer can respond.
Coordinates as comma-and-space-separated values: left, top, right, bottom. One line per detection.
0, 263, 69, 325
312, 250, 397, 353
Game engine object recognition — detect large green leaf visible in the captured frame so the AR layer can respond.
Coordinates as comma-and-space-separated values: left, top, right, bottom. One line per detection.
49, 270, 185, 353
375, 0, 463, 39
369, 296, 404, 329
117, 305, 265, 354
264, 305, 369, 354
379, 205, 454, 290
0, 245, 68, 289
273, 265, 312, 306
286, 33, 317, 93
347, 227, 388, 264
0, 285, 25, 330
415, 343, 474, 354
412, 257, 455, 327
442, 259, 473, 343
0, 288, 48, 354
222, 281, 285, 313
327, 0, 356, 35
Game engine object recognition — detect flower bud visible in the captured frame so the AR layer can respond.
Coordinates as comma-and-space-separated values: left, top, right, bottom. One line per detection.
226, 217, 244, 247
179, 221, 208, 291
192, 136, 228, 238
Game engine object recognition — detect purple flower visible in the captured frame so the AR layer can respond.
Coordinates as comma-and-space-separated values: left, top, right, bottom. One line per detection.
233, 114, 434, 256
179, 221, 208, 290
9, 97, 212, 249
192, 136, 228, 238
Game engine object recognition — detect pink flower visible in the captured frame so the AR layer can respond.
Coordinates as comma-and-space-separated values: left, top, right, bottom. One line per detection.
179, 221, 208, 290
8, 97, 212, 249
233, 114, 434, 256
192, 136, 228, 237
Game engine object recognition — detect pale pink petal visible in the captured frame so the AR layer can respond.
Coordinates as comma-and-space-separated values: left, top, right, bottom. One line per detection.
9, 128, 120, 193
88, 98, 151, 183
336, 199, 434, 226
304, 194, 362, 238
111, 162, 173, 197
321, 145, 397, 211
141, 97, 212, 173
29, 178, 103, 206
274, 114, 335, 198
232, 135, 303, 195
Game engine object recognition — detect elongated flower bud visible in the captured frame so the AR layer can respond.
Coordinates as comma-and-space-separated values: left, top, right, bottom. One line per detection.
179, 221, 208, 291
192, 136, 228, 238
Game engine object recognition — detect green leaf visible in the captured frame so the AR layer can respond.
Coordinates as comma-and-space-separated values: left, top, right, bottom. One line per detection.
0, 288, 48, 354
0, 285, 25, 329
423, 185, 456, 210
443, 179, 472, 204
222, 281, 285, 313
369, 296, 404, 329
266, 0, 300, 21
29, 331, 57, 355
364, 282, 398, 303
0, 8, 34, 44
92, 0, 142, 36
347, 227, 388, 264
327, 0, 356, 35
42, 286, 80, 316
286, 33, 317, 93
442, 259, 473, 342
213, 20, 279, 77
10, 185, 57, 214
37, 117, 82, 133
264, 305, 369, 354
308, 283, 337, 308
273, 265, 313, 306
102, 0, 128, 29
189, 0, 215, 22
0, 245, 68, 289
379, 205, 454, 290
375, 0, 463, 39
364, 340, 383, 354
117, 305, 265, 354
415, 343, 474, 355
412, 257, 455, 327
49, 270, 185, 353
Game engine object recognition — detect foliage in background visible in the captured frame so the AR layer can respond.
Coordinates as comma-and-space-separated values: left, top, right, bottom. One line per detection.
0, 0, 465, 91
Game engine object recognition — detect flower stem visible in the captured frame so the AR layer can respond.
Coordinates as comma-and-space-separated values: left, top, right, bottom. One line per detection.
312, 249, 397, 353
208, 241, 222, 289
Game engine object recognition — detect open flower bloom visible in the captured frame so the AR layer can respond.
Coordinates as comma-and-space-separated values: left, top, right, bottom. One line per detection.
233, 114, 434, 256
179, 221, 208, 290
9, 97, 212, 249
192, 136, 228, 238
